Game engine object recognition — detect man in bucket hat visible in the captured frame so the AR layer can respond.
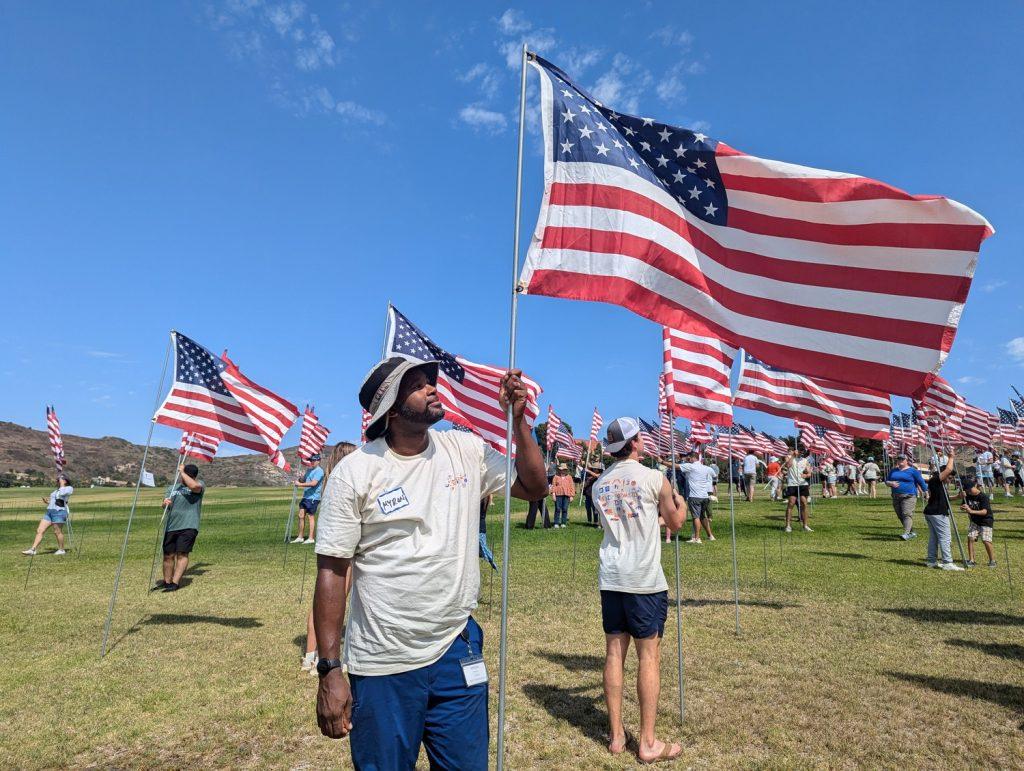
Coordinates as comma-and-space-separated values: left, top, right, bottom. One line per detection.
593, 417, 685, 763
312, 356, 546, 769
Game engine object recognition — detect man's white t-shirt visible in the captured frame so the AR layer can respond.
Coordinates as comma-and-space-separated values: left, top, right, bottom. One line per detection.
315, 429, 511, 676
742, 454, 757, 475
679, 462, 716, 499
978, 451, 993, 473
785, 457, 810, 487
594, 460, 668, 594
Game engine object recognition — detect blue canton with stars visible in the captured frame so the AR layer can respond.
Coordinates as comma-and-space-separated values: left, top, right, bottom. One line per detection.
173, 333, 229, 394
389, 308, 465, 383
998, 407, 1019, 427
535, 55, 727, 225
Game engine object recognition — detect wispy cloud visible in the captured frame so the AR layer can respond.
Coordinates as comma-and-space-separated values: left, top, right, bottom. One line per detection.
650, 25, 694, 49
1007, 337, 1024, 364
957, 375, 986, 385
458, 63, 502, 100
497, 8, 532, 35
458, 104, 508, 133
86, 350, 124, 359
980, 280, 1007, 293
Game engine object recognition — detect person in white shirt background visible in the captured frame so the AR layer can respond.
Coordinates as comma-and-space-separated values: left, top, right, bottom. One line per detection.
783, 450, 813, 533
22, 473, 73, 556
742, 451, 761, 502
677, 448, 718, 544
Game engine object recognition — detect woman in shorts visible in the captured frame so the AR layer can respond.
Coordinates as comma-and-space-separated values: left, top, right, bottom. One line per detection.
22, 474, 74, 556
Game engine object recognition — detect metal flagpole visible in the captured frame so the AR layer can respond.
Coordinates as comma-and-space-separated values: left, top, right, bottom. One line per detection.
101, 330, 174, 658
282, 487, 299, 559
727, 419, 741, 635
496, 42, 529, 771
669, 418, 686, 724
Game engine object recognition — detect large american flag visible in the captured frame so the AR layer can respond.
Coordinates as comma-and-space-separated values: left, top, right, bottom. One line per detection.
637, 418, 663, 458
662, 326, 736, 425
179, 431, 221, 462
734, 352, 890, 439
385, 306, 541, 454
298, 406, 331, 466
996, 408, 1024, 447
520, 55, 993, 398
588, 406, 603, 449
153, 332, 299, 470
919, 375, 966, 440
795, 420, 854, 459
689, 420, 713, 445
959, 404, 996, 450
46, 405, 65, 471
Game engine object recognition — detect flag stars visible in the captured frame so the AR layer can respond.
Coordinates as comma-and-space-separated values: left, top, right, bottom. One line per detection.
641, 117, 654, 126
688, 186, 702, 199
672, 170, 685, 184
655, 154, 669, 167
694, 158, 707, 169
561, 109, 576, 123
560, 140, 574, 154
612, 138, 624, 149
704, 202, 718, 216
640, 141, 652, 152
627, 156, 640, 170
623, 126, 636, 137
594, 142, 610, 156
657, 127, 672, 142
560, 89, 574, 99
673, 144, 687, 158
579, 125, 594, 139
693, 132, 708, 144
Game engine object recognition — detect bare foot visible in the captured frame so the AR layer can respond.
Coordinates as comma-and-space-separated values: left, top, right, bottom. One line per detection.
608, 732, 627, 755
639, 739, 682, 764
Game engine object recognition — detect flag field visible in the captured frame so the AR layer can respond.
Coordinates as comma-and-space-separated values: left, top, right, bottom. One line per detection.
0, 486, 1021, 768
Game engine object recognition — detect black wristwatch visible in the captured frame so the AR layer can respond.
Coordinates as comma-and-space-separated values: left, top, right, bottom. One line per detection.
316, 658, 343, 678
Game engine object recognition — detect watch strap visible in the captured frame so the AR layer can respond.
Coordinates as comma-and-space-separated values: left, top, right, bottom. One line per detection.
317, 658, 342, 677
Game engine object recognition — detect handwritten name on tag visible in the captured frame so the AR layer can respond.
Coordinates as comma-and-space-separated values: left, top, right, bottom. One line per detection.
377, 487, 410, 516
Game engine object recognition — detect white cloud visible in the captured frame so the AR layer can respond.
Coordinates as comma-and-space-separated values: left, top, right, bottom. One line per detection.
87, 350, 124, 359
980, 280, 1007, 293
335, 100, 386, 125
655, 65, 686, 102
459, 62, 501, 99
458, 104, 508, 133
957, 375, 986, 385
295, 22, 337, 71
591, 54, 652, 115
1007, 337, 1024, 363
497, 9, 531, 35
650, 26, 694, 49
265, 1, 305, 37
562, 46, 602, 76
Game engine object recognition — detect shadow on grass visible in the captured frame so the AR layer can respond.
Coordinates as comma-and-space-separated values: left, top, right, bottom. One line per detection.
861, 535, 904, 542
945, 639, 1024, 661
876, 608, 1024, 626
673, 598, 801, 610
142, 613, 262, 629
522, 683, 607, 746
535, 650, 604, 672
886, 558, 925, 567
809, 550, 869, 560
887, 672, 1024, 727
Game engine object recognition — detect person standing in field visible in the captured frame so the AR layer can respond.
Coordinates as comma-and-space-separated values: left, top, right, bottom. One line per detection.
961, 478, 997, 567
783, 449, 812, 533
921, 454, 964, 571
844, 458, 859, 496
976, 447, 995, 491
999, 453, 1015, 498
21, 473, 74, 556
820, 459, 836, 499
885, 454, 925, 541
583, 459, 603, 527
742, 451, 759, 502
861, 456, 881, 498
550, 463, 575, 529
593, 417, 684, 763
156, 463, 204, 592
292, 454, 325, 544
312, 357, 546, 769
677, 448, 717, 543
302, 442, 358, 675
765, 456, 782, 501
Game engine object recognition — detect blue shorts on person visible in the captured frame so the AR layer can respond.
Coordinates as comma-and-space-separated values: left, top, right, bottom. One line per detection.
348, 617, 488, 771
42, 509, 67, 524
299, 498, 320, 515
600, 590, 668, 639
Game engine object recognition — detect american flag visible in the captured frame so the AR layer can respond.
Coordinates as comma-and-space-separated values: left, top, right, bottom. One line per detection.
555, 442, 583, 462
179, 431, 220, 462
637, 418, 663, 458
153, 332, 299, 470
719, 424, 759, 455
520, 55, 993, 398
546, 405, 563, 451
796, 420, 853, 458
46, 405, 65, 471
919, 376, 966, 437
298, 406, 330, 466
765, 433, 790, 457
658, 373, 675, 453
385, 306, 541, 454
662, 326, 736, 425
959, 404, 996, 450
1010, 391, 1024, 424
588, 407, 603, 448
551, 424, 577, 451
996, 408, 1024, 447
689, 420, 713, 445
360, 409, 372, 444
742, 424, 774, 454
734, 352, 890, 439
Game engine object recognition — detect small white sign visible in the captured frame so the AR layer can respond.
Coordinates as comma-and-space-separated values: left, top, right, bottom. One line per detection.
140, 471, 155, 488
460, 655, 488, 687
376, 487, 409, 516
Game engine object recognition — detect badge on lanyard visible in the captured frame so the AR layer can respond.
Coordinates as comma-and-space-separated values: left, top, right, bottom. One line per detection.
458, 629, 488, 687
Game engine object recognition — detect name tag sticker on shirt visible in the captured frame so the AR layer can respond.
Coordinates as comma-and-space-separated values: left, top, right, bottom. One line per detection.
460, 655, 488, 687
376, 487, 410, 516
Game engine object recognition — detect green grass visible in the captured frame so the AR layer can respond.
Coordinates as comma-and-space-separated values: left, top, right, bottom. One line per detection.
1, 485, 1022, 768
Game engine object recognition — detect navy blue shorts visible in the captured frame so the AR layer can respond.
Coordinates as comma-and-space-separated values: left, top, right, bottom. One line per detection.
600, 590, 668, 639
299, 498, 320, 514
349, 617, 487, 771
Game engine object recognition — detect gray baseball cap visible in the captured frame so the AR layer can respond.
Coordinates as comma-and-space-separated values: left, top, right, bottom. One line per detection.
605, 416, 640, 454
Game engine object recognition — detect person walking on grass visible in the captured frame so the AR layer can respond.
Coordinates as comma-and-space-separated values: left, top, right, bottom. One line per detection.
312, 357, 546, 769
885, 454, 925, 541
583, 459, 603, 527
550, 463, 575, 529
292, 454, 325, 544
301, 442, 358, 675
861, 456, 881, 498
22, 473, 73, 556
766, 456, 781, 501
677, 449, 717, 544
976, 447, 995, 491
922, 454, 965, 571
592, 417, 684, 763
961, 478, 997, 568
742, 451, 759, 502
783, 449, 813, 533
155, 463, 204, 592
821, 459, 837, 499
999, 453, 1015, 498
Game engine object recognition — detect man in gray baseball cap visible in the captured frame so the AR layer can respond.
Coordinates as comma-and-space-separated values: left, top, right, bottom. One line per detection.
313, 356, 546, 769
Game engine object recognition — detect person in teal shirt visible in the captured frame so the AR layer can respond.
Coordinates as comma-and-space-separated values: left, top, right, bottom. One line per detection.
156, 463, 205, 592
292, 454, 325, 544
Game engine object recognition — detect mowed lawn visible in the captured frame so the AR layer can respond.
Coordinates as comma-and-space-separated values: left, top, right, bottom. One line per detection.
1, 484, 1022, 769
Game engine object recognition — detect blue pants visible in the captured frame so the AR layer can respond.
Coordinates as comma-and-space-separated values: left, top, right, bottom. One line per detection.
554, 495, 570, 525
349, 617, 487, 770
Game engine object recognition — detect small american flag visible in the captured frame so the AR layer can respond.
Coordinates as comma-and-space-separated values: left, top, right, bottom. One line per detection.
637, 418, 663, 458
546, 405, 563, 451
46, 406, 65, 470
154, 332, 299, 470
521, 55, 993, 397
588, 407, 603, 450
996, 408, 1024, 446
689, 420, 713, 445
360, 409, 372, 444
662, 326, 736, 425
298, 406, 331, 466
179, 431, 220, 462
1011, 395, 1024, 423
959, 404, 997, 450
555, 442, 583, 462
385, 306, 541, 454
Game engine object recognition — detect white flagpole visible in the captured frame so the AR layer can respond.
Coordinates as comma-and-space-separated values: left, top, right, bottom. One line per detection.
101, 330, 174, 657
496, 42, 529, 771
668, 412, 686, 724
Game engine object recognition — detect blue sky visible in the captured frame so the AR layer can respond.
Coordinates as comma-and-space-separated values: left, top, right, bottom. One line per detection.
2, 1, 1022, 454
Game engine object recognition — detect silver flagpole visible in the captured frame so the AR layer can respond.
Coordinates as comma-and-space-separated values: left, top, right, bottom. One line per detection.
101, 330, 174, 657
727, 416, 741, 635
668, 412, 685, 724
496, 42, 529, 771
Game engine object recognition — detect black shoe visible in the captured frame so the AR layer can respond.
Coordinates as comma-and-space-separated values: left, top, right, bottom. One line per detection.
162, 582, 179, 592
152, 580, 167, 591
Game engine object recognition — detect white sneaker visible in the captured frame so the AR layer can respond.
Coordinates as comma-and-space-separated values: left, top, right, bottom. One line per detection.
803, 525, 813, 532
21, 548, 36, 556
54, 549, 66, 555
784, 526, 792, 533
301, 653, 316, 671
686, 538, 702, 544
707, 535, 716, 541
291, 536, 304, 544
941, 562, 965, 571
925, 561, 938, 568
304, 538, 315, 544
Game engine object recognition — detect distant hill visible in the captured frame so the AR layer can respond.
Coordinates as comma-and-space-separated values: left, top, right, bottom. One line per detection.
0, 421, 305, 487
